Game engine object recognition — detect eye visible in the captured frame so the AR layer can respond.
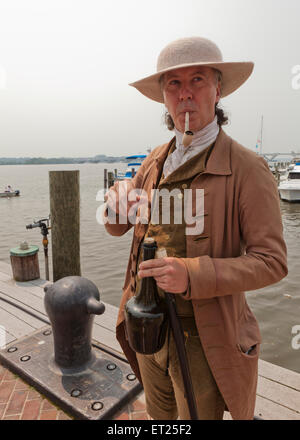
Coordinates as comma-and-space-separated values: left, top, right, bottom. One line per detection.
167, 79, 180, 86
193, 76, 203, 82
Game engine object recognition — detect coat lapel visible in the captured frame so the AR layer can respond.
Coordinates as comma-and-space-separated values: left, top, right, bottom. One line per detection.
203, 128, 232, 176
150, 128, 232, 188
151, 137, 176, 187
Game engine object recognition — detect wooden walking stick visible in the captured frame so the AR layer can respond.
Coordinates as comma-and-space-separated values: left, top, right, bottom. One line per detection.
156, 248, 198, 420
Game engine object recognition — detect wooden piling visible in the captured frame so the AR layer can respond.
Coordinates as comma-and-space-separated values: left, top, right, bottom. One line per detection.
108, 172, 114, 188
104, 169, 108, 191
49, 170, 81, 281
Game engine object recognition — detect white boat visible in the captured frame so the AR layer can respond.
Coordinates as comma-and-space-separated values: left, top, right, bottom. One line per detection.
115, 155, 147, 180
279, 168, 289, 182
0, 190, 20, 198
278, 163, 300, 202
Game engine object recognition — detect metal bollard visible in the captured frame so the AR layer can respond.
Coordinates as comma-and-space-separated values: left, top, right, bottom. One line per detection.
44, 276, 105, 371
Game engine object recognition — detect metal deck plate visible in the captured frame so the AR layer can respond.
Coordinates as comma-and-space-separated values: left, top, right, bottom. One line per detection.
0, 327, 142, 420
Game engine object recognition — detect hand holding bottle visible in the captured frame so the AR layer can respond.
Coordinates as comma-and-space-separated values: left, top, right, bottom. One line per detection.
138, 256, 189, 294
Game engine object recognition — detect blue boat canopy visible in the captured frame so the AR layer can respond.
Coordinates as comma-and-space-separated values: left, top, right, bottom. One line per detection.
126, 155, 147, 160
127, 162, 143, 166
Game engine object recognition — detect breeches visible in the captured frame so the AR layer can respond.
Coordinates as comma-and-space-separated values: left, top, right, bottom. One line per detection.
136, 317, 225, 420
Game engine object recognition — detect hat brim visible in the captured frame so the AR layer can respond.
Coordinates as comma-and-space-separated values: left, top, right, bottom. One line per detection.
129, 61, 254, 103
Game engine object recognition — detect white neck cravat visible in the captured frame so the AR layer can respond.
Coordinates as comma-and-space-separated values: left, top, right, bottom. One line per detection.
163, 115, 219, 178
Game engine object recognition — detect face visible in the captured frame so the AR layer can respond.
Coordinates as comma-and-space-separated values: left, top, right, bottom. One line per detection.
161, 66, 221, 133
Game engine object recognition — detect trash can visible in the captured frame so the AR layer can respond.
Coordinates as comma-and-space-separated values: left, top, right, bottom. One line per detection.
10, 242, 40, 281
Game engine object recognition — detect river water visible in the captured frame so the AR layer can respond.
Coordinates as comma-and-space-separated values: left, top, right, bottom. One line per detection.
0, 163, 299, 373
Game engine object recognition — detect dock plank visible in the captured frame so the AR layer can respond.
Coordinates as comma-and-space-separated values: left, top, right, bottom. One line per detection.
0, 330, 15, 348
0, 260, 12, 276
0, 280, 48, 322
258, 358, 300, 391
0, 271, 12, 283
257, 376, 300, 414
0, 293, 45, 329
255, 394, 300, 420
0, 305, 35, 339
92, 324, 123, 355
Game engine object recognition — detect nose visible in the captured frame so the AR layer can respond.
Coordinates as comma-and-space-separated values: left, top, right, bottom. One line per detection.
179, 83, 193, 101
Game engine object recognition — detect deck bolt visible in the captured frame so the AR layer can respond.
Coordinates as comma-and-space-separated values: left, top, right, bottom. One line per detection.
71, 389, 82, 397
20, 355, 31, 362
43, 329, 52, 336
106, 363, 116, 371
91, 401, 103, 411
7, 347, 17, 353
126, 373, 136, 381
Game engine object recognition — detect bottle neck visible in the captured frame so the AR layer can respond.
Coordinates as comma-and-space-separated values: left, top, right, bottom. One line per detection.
143, 245, 156, 261
135, 242, 159, 304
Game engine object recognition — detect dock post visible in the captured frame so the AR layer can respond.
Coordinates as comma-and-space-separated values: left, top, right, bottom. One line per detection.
49, 170, 81, 282
104, 168, 107, 191
108, 171, 114, 188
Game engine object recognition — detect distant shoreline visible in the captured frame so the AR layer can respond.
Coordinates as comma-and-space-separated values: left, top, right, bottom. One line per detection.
0, 156, 127, 165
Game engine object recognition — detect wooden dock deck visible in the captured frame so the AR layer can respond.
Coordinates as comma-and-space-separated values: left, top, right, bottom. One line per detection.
0, 260, 299, 420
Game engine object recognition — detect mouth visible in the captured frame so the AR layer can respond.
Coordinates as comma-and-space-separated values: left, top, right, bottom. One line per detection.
178, 111, 196, 120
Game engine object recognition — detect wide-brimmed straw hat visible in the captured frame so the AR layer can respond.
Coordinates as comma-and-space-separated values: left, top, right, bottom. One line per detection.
129, 37, 254, 103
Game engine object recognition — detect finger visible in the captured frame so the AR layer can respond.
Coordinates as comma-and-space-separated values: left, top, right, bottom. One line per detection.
138, 266, 166, 278
153, 274, 168, 280
156, 281, 170, 291
139, 258, 168, 270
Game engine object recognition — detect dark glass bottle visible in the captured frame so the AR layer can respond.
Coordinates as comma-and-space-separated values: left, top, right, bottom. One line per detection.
124, 238, 168, 354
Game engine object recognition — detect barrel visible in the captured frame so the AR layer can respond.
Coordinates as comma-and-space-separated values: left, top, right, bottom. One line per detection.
10, 244, 40, 281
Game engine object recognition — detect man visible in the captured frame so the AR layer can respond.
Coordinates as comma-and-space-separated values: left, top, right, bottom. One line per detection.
104, 37, 287, 420
4, 184, 13, 192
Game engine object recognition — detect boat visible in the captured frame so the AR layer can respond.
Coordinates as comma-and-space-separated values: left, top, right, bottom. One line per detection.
278, 163, 300, 202
0, 190, 20, 198
115, 155, 147, 180
278, 167, 289, 182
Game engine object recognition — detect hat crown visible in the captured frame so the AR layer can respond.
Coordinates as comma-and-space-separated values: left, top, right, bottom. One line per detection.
157, 37, 223, 73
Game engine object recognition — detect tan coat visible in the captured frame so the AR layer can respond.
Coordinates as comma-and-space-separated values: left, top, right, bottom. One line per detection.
105, 128, 288, 420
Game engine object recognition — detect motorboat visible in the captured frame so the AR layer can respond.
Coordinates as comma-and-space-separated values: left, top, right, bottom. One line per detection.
278, 163, 300, 202
0, 189, 20, 198
115, 155, 147, 180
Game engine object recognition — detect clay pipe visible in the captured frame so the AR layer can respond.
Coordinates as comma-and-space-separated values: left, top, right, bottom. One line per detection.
182, 112, 194, 147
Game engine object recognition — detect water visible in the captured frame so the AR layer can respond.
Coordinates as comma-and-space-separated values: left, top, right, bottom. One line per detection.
0, 163, 299, 373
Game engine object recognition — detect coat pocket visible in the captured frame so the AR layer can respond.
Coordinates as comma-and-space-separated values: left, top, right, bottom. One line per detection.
236, 303, 261, 357
236, 342, 260, 358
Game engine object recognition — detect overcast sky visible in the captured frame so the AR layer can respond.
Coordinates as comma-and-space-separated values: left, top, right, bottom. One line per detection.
0, 0, 299, 158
